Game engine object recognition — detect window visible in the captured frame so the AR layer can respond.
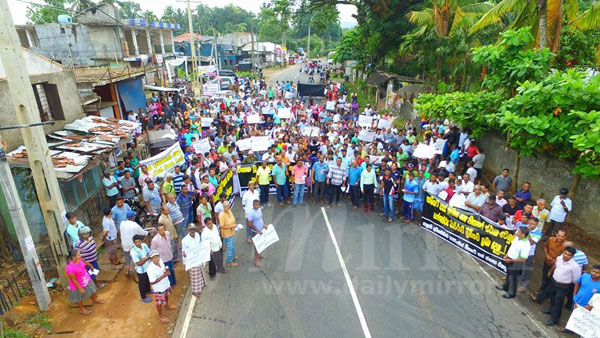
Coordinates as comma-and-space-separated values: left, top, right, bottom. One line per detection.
59, 167, 101, 211
32, 83, 65, 121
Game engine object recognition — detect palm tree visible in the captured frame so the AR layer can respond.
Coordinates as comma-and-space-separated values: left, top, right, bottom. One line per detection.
469, 0, 581, 52
403, 0, 493, 82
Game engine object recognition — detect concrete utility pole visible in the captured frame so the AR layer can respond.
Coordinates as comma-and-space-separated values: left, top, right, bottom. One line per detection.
250, 19, 257, 71
185, 0, 202, 96
307, 22, 311, 59
0, 137, 50, 311
0, 0, 68, 285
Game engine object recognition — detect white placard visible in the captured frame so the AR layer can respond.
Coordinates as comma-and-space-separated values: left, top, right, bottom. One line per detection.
247, 114, 261, 124
192, 138, 211, 154
237, 138, 253, 152
278, 108, 291, 119
285, 91, 294, 100
251, 136, 272, 152
201, 117, 213, 127
184, 240, 211, 271
412, 144, 436, 159
302, 126, 321, 137
358, 130, 375, 142
326, 101, 336, 111
252, 225, 279, 254
566, 306, 600, 338
139, 143, 185, 177
433, 138, 447, 155
370, 155, 384, 165
358, 115, 374, 128
377, 119, 392, 129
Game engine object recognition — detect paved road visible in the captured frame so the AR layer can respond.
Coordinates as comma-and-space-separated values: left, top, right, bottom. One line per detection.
267, 62, 325, 87
173, 197, 557, 338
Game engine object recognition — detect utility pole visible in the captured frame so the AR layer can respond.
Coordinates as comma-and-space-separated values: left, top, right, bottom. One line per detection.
0, 137, 51, 311
0, 0, 68, 286
250, 19, 257, 72
185, 0, 201, 96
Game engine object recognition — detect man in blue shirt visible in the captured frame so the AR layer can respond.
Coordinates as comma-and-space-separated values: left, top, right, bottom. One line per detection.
514, 182, 532, 209
413, 170, 427, 220
247, 200, 268, 268
111, 196, 132, 230
311, 155, 329, 203
402, 172, 419, 223
573, 265, 600, 310
449, 144, 460, 167
271, 157, 290, 206
348, 160, 363, 210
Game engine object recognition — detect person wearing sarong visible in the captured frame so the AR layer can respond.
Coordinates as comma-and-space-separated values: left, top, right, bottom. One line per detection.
182, 223, 208, 297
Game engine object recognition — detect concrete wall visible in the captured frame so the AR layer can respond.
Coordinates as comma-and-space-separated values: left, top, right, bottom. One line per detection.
28, 24, 95, 66
482, 134, 600, 236
0, 69, 84, 151
87, 25, 124, 61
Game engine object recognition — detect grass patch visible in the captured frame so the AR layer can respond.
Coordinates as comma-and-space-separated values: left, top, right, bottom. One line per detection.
344, 80, 376, 110
28, 313, 53, 332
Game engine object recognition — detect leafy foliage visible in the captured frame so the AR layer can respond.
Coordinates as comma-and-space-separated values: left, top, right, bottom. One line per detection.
414, 91, 503, 138
570, 110, 600, 177
472, 27, 553, 94
554, 26, 600, 69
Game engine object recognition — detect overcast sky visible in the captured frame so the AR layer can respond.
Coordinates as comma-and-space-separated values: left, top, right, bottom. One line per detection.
8, 0, 357, 26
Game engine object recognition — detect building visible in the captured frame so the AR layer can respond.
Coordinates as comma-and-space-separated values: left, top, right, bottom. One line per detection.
15, 4, 182, 119
174, 32, 259, 70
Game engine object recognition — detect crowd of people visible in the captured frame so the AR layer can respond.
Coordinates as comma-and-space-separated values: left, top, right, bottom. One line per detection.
61, 69, 594, 329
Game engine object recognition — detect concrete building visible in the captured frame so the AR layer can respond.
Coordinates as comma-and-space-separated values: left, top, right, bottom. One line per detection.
14, 4, 182, 120
0, 48, 83, 152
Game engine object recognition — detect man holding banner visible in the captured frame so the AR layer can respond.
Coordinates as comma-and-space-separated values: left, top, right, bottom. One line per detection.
496, 227, 530, 299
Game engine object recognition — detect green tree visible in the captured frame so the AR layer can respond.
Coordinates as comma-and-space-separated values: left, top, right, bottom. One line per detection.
115, 0, 142, 20
26, 0, 69, 24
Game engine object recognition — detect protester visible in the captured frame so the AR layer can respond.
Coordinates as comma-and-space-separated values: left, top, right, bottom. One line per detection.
242, 181, 260, 243
130, 234, 152, 303
102, 170, 119, 207
256, 161, 272, 207
65, 249, 103, 315
111, 196, 132, 230
247, 200, 268, 267
218, 201, 238, 267
150, 224, 176, 287
102, 207, 121, 270
65, 212, 85, 247
75, 226, 98, 281
181, 223, 208, 297
496, 226, 530, 299
544, 188, 572, 240
119, 211, 148, 278
291, 160, 308, 207
147, 250, 177, 323
272, 157, 291, 206
201, 218, 226, 280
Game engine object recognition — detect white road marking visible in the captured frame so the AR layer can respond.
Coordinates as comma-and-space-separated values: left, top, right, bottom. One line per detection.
179, 295, 196, 338
467, 255, 550, 336
321, 207, 372, 338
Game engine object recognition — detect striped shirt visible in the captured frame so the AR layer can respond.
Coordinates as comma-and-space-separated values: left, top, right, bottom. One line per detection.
173, 173, 185, 194
75, 238, 98, 263
573, 250, 589, 269
327, 164, 348, 186
167, 201, 184, 222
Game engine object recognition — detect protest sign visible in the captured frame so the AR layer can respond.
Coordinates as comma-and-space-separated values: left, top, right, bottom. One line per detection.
302, 126, 320, 137
139, 143, 185, 177
421, 193, 515, 273
285, 91, 294, 100
358, 115, 374, 128
358, 130, 375, 142
434, 138, 447, 155
377, 119, 392, 129
247, 114, 261, 124
237, 138, 253, 152
253, 225, 279, 254
184, 240, 211, 271
201, 117, 213, 127
566, 307, 600, 338
412, 144, 436, 159
278, 108, 291, 119
326, 101, 336, 111
251, 136, 272, 152
192, 138, 211, 154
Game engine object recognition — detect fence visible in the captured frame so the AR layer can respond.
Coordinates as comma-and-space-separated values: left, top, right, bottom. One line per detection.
0, 269, 28, 315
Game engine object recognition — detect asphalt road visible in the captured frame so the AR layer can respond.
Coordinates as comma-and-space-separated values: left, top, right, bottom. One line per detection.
173, 196, 558, 338
172, 66, 560, 338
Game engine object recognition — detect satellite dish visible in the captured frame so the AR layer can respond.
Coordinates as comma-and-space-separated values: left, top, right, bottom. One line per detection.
57, 15, 72, 24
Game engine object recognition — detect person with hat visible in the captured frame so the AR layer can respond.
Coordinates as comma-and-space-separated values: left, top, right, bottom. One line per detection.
119, 211, 149, 277
102, 170, 119, 207
75, 226, 99, 282
147, 249, 177, 323
544, 188, 572, 240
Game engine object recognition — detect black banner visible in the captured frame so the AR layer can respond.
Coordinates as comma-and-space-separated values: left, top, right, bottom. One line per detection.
421, 193, 515, 274
298, 83, 326, 97
214, 169, 235, 205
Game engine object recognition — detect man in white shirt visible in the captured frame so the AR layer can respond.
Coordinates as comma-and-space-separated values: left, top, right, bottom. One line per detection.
147, 250, 177, 323
422, 173, 442, 196
457, 174, 474, 196
496, 227, 530, 298
201, 218, 225, 280
120, 211, 149, 277
242, 181, 260, 243
464, 185, 487, 213
466, 161, 478, 183
544, 188, 572, 239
